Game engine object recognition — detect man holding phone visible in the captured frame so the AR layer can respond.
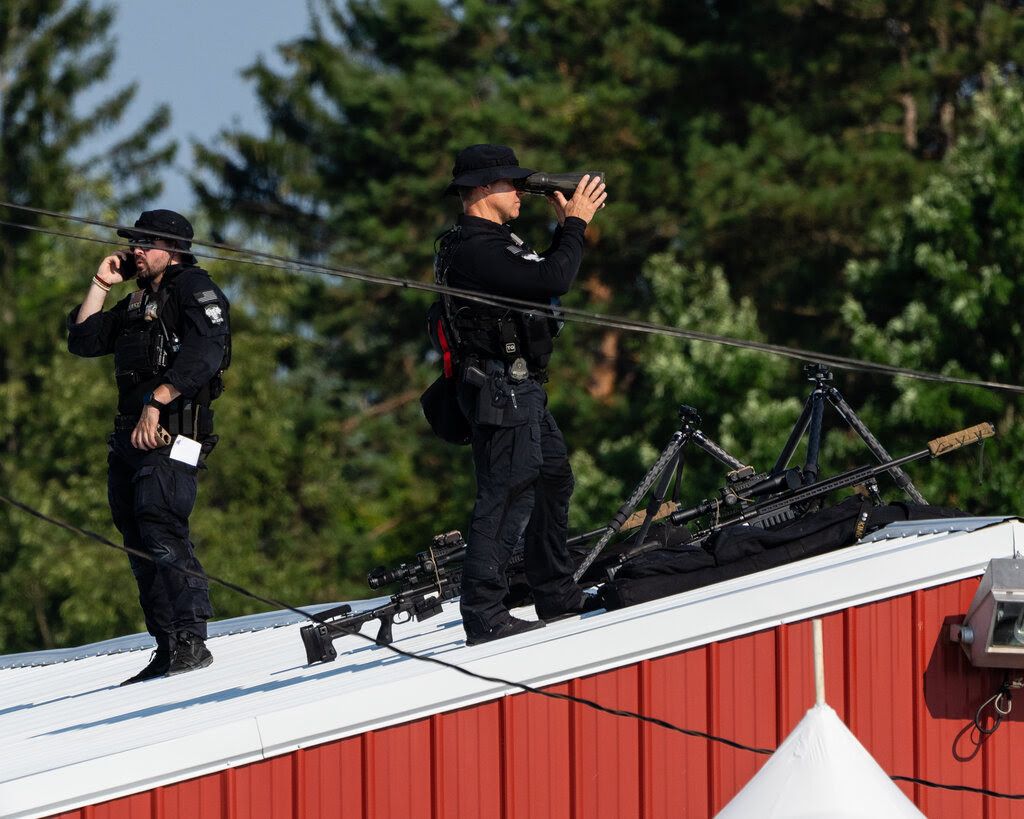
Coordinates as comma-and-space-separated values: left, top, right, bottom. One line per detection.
67, 209, 230, 684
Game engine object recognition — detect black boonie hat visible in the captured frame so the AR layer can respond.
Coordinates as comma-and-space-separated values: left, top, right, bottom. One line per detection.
117, 209, 194, 250
445, 144, 534, 195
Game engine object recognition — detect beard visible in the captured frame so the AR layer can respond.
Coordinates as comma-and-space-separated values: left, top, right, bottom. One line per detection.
135, 255, 169, 280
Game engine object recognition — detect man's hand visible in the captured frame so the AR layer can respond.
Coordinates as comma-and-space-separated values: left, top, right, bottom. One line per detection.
131, 384, 180, 450
549, 174, 607, 226
76, 251, 135, 325
132, 405, 166, 451
96, 251, 134, 285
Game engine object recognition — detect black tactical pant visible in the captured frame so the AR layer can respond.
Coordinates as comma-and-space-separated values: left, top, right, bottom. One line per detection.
458, 377, 584, 636
107, 431, 213, 651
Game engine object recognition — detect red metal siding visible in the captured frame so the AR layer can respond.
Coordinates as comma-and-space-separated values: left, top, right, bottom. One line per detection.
435, 698, 504, 817
52, 575, 1024, 819
364, 716, 435, 818
503, 681, 574, 818
640, 648, 712, 816
708, 629, 780, 806
573, 668, 643, 817
295, 735, 366, 816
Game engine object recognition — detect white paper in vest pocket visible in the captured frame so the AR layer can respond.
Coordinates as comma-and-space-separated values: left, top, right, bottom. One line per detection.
169, 435, 202, 466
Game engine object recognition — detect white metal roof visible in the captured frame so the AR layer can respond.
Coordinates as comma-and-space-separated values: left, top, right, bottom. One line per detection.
1, 516, 1019, 819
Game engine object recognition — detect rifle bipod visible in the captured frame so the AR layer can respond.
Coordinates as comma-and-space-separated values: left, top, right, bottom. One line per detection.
774, 363, 926, 503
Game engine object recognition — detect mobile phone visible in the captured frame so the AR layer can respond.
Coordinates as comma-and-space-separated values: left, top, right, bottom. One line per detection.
119, 252, 137, 280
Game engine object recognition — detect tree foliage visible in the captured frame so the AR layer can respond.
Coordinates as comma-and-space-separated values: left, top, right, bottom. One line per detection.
841, 69, 1024, 512
681, 0, 1024, 344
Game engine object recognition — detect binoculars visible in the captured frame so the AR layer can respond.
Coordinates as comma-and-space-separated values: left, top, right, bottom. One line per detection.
516, 171, 605, 197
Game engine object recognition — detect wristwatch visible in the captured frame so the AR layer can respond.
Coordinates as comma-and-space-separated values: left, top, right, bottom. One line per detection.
142, 391, 169, 410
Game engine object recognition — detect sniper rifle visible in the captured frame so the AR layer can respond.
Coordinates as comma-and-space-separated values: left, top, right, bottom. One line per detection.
300, 526, 618, 664
672, 421, 995, 540
301, 530, 466, 663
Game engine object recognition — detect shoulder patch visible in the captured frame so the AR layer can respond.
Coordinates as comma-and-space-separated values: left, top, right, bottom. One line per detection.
505, 244, 543, 262
203, 304, 226, 326
195, 290, 219, 304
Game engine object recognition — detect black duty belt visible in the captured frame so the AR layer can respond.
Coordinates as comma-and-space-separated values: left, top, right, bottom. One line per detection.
469, 358, 548, 385
115, 405, 215, 440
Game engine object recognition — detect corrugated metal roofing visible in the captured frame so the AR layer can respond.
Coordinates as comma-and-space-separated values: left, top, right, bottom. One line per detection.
1, 516, 1020, 819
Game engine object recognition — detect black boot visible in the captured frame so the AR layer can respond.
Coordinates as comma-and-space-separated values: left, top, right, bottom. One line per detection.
538, 591, 605, 623
465, 616, 545, 646
120, 649, 172, 686
165, 633, 213, 676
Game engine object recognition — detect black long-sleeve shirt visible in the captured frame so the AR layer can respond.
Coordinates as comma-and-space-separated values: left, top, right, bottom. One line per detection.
446, 214, 587, 300
67, 264, 230, 414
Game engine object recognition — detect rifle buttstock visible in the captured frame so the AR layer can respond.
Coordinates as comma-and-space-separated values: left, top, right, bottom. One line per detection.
927, 422, 995, 457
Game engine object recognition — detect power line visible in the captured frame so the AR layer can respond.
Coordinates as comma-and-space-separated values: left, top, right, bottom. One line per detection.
3, 201, 1023, 396
891, 775, 1024, 800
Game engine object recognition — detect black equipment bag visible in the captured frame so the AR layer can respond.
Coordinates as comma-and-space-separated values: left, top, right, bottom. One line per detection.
599, 497, 966, 610
420, 374, 471, 446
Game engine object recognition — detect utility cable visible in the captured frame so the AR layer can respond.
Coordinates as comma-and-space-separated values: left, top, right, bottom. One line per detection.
889, 776, 1024, 800
0, 494, 318, 624
5, 492, 1024, 800
3, 202, 1023, 396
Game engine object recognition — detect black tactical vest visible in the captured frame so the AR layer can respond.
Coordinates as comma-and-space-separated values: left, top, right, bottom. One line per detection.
114, 287, 178, 391
430, 226, 558, 374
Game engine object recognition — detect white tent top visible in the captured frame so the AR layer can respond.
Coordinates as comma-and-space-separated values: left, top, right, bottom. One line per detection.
1, 516, 1018, 819
716, 703, 927, 818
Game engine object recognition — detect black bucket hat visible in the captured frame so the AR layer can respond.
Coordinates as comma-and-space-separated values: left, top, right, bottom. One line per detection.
445, 144, 534, 195
118, 209, 194, 250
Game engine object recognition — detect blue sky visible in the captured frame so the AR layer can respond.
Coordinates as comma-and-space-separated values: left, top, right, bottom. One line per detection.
92, 1, 312, 209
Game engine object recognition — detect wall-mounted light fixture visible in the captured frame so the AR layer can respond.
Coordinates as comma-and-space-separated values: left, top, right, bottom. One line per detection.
951, 558, 1024, 669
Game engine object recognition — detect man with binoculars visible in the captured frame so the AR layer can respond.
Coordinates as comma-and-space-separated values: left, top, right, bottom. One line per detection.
434, 144, 607, 645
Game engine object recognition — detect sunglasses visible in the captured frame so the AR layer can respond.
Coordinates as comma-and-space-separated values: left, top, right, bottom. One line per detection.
128, 236, 159, 252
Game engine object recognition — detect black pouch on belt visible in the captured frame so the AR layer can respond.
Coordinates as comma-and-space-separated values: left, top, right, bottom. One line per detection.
199, 434, 219, 464
476, 372, 530, 427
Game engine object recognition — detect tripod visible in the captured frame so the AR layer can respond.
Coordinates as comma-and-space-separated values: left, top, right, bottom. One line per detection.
572, 405, 746, 581
572, 363, 927, 581
772, 363, 926, 504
